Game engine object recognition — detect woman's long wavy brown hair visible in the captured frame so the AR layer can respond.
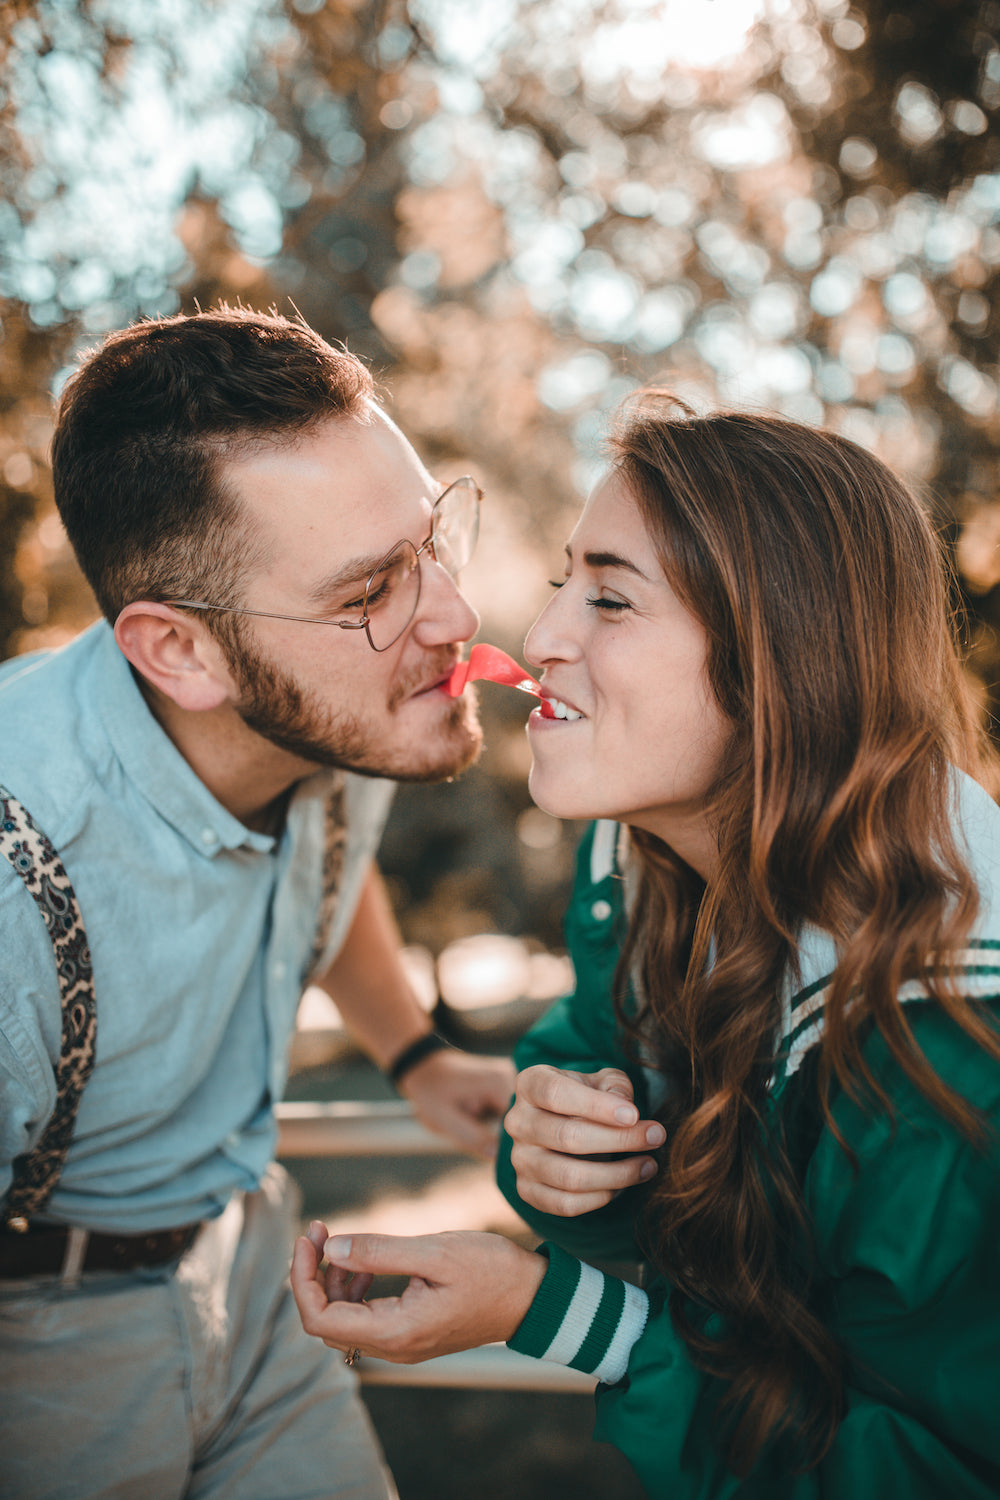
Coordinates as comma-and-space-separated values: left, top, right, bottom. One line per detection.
609, 398, 1000, 1474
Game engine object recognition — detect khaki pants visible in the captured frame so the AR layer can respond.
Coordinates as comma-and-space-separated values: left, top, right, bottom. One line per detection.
0, 1164, 397, 1500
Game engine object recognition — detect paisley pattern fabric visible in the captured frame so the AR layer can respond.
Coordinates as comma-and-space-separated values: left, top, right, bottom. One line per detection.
305, 771, 348, 982
0, 785, 96, 1227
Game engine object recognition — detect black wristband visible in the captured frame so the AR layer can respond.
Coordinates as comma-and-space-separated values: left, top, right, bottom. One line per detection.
387, 1031, 452, 1086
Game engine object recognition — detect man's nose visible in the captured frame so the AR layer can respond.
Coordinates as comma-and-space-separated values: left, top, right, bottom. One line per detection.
411, 558, 479, 646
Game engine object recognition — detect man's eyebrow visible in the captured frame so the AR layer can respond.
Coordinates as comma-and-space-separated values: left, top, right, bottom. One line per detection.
303, 492, 437, 610
566, 543, 653, 581
304, 550, 392, 609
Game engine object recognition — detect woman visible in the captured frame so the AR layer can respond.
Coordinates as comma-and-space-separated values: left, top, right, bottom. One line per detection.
291, 398, 1000, 1498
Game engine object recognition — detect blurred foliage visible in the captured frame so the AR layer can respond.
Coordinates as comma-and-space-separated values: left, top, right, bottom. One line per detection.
1, 0, 999, 945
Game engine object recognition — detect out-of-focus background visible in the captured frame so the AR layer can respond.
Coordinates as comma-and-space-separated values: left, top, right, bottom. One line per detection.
2, 1, 999, 1492
4, 0, 1000, 928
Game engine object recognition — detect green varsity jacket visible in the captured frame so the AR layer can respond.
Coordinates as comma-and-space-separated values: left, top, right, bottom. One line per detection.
497, 774, 1000, 1498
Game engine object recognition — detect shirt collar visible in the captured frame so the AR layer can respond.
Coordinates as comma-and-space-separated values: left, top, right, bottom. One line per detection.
94, 623, 277, 858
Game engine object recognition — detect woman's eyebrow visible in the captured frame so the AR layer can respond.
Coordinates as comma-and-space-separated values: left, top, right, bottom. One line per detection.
566, 542, 652, 581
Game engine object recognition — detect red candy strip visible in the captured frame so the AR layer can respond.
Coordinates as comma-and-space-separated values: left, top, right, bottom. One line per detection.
445, 643, 541, 698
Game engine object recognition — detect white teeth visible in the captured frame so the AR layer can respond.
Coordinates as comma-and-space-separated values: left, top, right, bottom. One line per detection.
550, 699, 583, 720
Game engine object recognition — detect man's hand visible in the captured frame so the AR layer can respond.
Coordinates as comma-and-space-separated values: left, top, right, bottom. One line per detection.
505, 1064, 665, 1216
398, 1048, 515, 1160
291, 1221, 546, 1362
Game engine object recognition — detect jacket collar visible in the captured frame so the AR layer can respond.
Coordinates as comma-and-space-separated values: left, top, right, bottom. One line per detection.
601, 767, 1000, 1085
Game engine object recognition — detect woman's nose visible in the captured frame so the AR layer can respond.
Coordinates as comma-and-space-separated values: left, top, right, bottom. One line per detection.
524, 590, 579, 669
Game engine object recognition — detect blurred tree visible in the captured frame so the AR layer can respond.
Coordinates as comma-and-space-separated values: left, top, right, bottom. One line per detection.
0, 0, 580, 946
2, 0, 999, 944
375, 0, 1000, 707
792, 0, 1000, 710
0, 0, 282, 654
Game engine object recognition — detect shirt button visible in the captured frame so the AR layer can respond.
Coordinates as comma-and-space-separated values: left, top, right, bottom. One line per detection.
273, 961, 287, 981
200, 827, 218, 847
224, 1131, 241, 1148
591, 899, 612, 922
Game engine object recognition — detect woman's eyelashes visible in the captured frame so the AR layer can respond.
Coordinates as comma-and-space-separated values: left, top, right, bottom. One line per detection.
587, 594, 631, 614
548, 576, 633, 614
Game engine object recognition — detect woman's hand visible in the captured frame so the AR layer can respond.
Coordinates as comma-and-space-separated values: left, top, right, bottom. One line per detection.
291, 1222, 547, 1362
505, 1064, 665, 1216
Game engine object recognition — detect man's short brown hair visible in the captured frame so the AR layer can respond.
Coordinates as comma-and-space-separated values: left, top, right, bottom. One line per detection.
51, 305, 374, 624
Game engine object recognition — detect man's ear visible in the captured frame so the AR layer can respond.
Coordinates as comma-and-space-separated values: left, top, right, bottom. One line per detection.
114, 603, 236, 712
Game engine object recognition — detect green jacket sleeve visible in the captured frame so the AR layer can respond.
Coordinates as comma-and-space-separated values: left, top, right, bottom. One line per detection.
591, 1000, 1000, 1499
496, 822, 655, 1264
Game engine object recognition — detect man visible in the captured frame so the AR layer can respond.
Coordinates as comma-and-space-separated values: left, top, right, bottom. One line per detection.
0, 306, 513, 1499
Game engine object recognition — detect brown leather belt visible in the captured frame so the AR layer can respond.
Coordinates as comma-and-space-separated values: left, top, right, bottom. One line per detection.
0, 1221, 201, 1279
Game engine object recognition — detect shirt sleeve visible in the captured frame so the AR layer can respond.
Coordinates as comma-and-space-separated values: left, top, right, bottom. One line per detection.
0, 868, 64, 1201
0, 1031, 52, 1202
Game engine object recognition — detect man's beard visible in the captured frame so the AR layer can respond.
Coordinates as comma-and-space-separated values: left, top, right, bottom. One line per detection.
228, 635, 482, 784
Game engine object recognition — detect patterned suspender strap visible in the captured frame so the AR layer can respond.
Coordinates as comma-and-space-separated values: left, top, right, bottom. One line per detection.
0, 786, 97, 1231
305, 771, 348, 982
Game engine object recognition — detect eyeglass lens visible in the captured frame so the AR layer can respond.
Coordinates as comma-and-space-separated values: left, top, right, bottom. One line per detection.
429, 475, 480, 575
365, 477, 480, 651
365, 542, 421, 652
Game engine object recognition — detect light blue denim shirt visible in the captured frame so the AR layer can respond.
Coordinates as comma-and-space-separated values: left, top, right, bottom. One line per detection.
0, 622, 392, 1232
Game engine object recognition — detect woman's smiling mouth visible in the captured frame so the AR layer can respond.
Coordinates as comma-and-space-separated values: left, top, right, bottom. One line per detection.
537, 693, 584, 721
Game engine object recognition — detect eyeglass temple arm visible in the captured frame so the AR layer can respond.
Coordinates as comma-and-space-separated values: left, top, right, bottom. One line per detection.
163, 601, 369, 630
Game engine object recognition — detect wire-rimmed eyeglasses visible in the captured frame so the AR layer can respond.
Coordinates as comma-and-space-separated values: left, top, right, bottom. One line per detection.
166, 476, 482, 652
